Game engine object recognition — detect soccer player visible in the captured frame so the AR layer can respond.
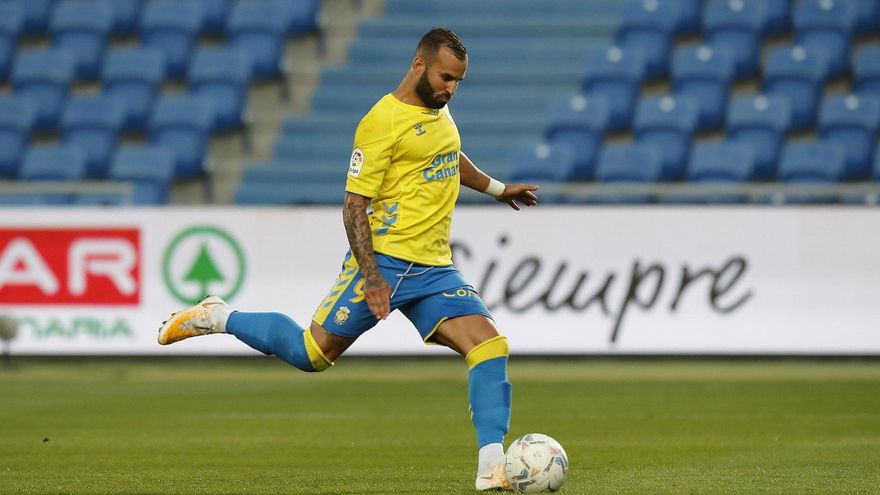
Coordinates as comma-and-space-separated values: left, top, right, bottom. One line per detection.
158, 27, 539, 491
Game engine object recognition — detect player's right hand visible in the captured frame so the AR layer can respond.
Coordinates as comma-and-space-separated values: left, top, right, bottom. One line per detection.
363, 274, 392, 320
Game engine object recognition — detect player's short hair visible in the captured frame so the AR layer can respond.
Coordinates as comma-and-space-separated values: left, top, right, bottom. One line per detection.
416, 27, 467, 62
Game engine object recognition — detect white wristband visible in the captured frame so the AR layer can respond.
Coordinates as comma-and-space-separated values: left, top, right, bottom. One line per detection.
484, 178, 506, 198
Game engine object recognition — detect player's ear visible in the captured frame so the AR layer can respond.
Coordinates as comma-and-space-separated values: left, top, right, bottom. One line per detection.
412, 54, 426, 75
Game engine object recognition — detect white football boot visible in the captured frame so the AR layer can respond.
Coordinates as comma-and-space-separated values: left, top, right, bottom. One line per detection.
157, 295, 229, 345
475, 463, 512, 491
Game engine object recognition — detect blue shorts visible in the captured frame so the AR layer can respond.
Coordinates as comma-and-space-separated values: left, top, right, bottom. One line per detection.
311, 251, 492, 341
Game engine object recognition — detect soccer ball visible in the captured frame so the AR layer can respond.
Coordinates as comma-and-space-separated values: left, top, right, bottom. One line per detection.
504, 433, 569, 492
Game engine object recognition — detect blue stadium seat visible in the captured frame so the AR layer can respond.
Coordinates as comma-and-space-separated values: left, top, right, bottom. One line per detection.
853, 44, 880, 102
671, 45, 736, 130
778, 141, 846, 203
763, 45, 829, 131
543, 94, 611, 180
509, 141, 577, 183
141, 0, 205, 78
0, 194, 52, 206
109, 145, 175, 204
102, 48, 165, 132
50, 0, 113, 79
582, 46, 646, 131
634, 96, 699, 180
20, 145, 86, 181
149, 95, 214, 178
12, 49, 75, 131
763, 0, 792, 33
235, 182, 345, 205
72, 192, 131, 206
227, 0, 287, 79
615, 0, 682, 79
0, 97, 35, 178
726, 94, 792, 180
852, 0, 880, 33
6, 0, 56, 36
0, 3, 23, 81
873, 145, 880, 182
818, 95, 880, 180
94, 0, 142, 35
686, 142, 755, 203
793, 0, 857, 77
193, 0, 232, 34
188, 47, 252, 131
703, 0, 767, 78
271, 0, 320, 35
673, 0, 703, 34
60, 96, 124, 178
591, 144, 663, 204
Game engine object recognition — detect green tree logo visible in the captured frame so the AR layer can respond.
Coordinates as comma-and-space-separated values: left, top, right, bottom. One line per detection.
162, 226, 245, 305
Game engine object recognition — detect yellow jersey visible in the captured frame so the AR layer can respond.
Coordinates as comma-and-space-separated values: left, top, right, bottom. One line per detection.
345, 93, 461, 266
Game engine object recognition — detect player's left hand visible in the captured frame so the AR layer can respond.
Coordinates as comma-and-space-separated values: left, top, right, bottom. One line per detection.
496, 184, 539, 211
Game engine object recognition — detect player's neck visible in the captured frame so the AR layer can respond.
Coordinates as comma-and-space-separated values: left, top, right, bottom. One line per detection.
392, 72, 428, 108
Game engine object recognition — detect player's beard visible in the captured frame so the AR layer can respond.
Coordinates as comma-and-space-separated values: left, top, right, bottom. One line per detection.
415, 71, 448, 109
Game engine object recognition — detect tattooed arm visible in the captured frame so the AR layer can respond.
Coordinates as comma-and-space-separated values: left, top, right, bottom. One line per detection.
342, 192, 391, 320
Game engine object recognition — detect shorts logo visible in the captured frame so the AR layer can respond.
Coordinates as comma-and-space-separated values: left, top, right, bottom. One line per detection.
442, 288, 479, 298
334, 306, 351, 326
348, 148, 364, 177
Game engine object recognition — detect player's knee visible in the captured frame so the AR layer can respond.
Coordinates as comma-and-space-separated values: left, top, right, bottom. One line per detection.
303, 328, 333, 372
465, 335, 509, 369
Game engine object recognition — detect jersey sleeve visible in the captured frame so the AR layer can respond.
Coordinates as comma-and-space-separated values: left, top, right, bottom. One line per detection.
345, 109, 394, 198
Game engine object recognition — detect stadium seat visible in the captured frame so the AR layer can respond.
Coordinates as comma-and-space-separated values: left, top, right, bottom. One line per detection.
673, 0, 703, 34
763, 0, 792, 33
763, 45, 829, 131
633, 96, 699, 180
0, 97, 35, 178
0, 3, 23, 81
102, 48, 165, 132
72, 192, 131, 206
109, 145, 175, 204
726, 94, 792, 180
149, 95, 214, 178
703, 0, 767, 78
141, 0, 205, 78
235, 181, 346, 205
5, 0, 55, 36
582, 46, 646, 131
853, 44, 880, 102
12, 49, 75, 131
615, 0, 682, 79
193, 0, 232, 34
671, 45, 736, 130
778, 141, 846, 203
818, 95, 880, 180
509, 141, 577, 183
20, 145, 86, 181
591, 144, 663, 204
271, 0, 320, 36
188, 47, 252, 131
543, 94, 611, 180
873, 145, 880, 182
60, 96, 124, 178
227, 0, 287, 79
686, 142, 755, 203
793, 0, 857, 77
94, 0, 142, 35
50, 0, 114, 79
852, 0, 880, 34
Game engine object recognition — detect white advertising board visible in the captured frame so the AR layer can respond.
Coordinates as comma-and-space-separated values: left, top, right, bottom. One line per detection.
0, 207, 877, 355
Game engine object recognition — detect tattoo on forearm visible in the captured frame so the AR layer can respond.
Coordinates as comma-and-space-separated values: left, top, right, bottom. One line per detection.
342, 196, 383, 286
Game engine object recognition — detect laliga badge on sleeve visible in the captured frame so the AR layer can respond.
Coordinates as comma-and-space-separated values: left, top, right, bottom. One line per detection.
348, 147, 364, 177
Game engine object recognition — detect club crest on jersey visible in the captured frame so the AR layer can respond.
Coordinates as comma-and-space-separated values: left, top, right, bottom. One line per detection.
413, 123, 426, 136
348, 148, 364, 177
334, 306, 351, 325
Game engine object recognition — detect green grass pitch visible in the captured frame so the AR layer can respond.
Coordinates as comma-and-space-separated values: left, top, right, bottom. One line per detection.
1, 358, 879, 494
